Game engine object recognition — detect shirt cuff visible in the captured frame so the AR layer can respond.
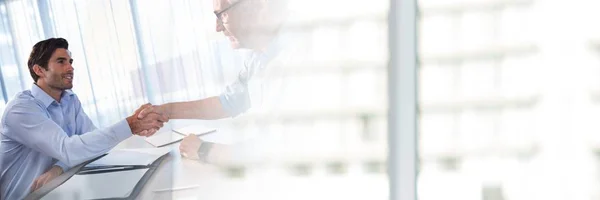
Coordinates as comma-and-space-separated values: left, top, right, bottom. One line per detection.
55, 161, 70, 172
110, 119, 133, 142
219, 92, 250, 117
218, 94, 235, 117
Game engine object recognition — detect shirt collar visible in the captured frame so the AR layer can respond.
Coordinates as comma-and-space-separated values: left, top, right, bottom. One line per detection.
31, 84, 74, 108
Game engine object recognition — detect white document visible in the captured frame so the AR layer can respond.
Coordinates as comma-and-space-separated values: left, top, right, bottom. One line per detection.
144, 125, 217, 147
87, 148, 171, 167
42, 168, 148, 200
144, 131, 186, 147
173, 125, 217, 136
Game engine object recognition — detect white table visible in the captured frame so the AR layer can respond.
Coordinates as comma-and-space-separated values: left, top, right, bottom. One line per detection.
28, 136, 222, 200
134, 142, 222, 200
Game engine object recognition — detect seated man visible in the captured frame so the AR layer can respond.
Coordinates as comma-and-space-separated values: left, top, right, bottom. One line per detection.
0, 38, 167, 200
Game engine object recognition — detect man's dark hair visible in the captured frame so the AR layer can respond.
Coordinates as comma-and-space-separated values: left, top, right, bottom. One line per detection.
27, 38, 69, 82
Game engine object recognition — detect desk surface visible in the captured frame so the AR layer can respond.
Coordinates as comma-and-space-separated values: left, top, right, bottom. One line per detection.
32, 136, 390, 200
135, 144, 222, 200
31, 137, 221, 200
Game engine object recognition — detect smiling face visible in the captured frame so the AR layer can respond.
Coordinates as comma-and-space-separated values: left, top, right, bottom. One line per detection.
34, 48, 74, 91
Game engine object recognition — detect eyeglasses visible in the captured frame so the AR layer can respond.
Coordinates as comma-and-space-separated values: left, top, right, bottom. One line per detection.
214, 0, 245, 24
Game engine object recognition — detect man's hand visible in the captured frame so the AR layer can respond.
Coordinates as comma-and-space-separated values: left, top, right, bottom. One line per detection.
179, 135, 202, 160
30, 165, 63, 193
127, 103, 169, 137
138, 104, 171, 121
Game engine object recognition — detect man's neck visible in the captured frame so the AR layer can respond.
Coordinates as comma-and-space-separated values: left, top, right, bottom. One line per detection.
35, 82, 63, 103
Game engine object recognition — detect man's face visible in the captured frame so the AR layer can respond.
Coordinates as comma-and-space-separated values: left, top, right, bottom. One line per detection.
214, 0, 252, 49
37, 48, 74, 90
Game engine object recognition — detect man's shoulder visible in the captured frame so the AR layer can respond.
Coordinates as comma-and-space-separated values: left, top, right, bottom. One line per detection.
4, 90, 44, 113
0, 91, 45, 126
8, 90, 36, 104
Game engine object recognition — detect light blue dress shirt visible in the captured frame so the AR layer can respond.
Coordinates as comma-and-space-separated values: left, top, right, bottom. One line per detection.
0, 84, 132, 200
219, 35, 284, 117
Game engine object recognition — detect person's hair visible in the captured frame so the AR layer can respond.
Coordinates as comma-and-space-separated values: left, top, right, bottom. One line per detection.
234, 0, 288, 17
233, 0, 289, 32
27, 38, 69, 82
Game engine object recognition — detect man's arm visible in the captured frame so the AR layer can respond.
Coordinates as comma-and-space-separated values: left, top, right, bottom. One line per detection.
165, 96, 230, 120
141, 49, 277, 120
3, 101, 164, 167
138, 79, 251, 120
30, 165, 63, 192
137, 96, 231, 120
179, 135, 230, 163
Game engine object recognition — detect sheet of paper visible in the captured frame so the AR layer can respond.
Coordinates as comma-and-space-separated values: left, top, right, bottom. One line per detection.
200, 129, 236, 145
173, 125, 217, 136
145, 125, 217, 147
145, 131, 185, 147
43, 168, 148, 200
87, 148, 171, 167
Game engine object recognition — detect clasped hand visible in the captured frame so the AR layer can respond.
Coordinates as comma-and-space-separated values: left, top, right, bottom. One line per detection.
127, 103, 169, 137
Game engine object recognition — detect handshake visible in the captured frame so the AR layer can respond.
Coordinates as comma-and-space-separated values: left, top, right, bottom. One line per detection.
125, 103, 171, 137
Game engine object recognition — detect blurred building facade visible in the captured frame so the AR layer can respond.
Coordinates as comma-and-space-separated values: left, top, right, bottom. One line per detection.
418, 0, 600, 200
